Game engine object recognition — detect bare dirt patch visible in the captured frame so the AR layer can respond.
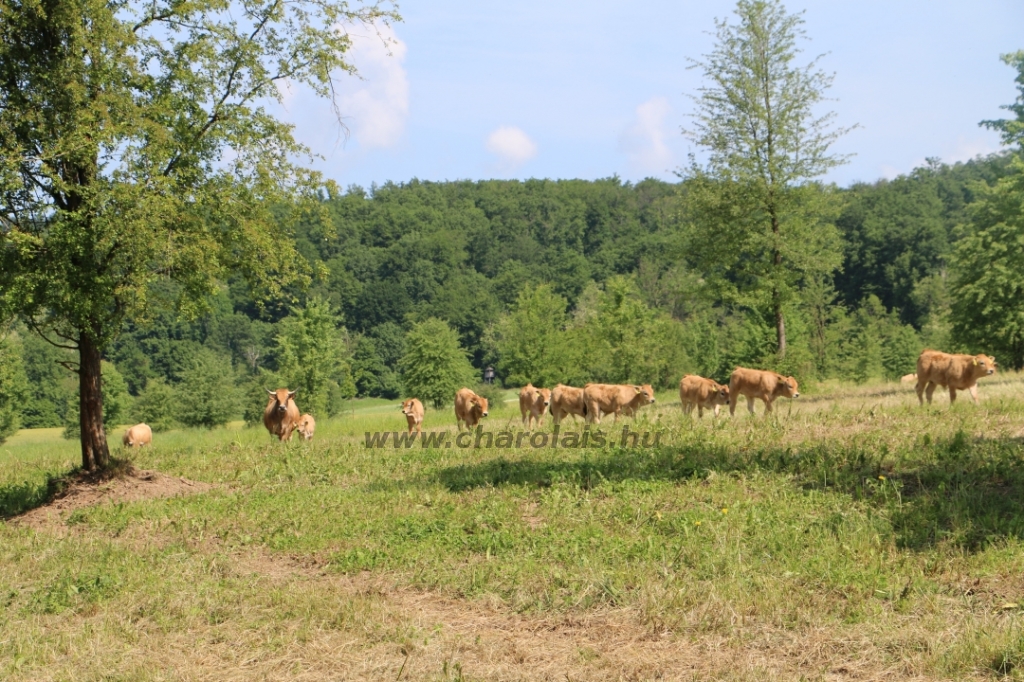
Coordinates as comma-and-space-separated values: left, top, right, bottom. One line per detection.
12, 464, 211, 531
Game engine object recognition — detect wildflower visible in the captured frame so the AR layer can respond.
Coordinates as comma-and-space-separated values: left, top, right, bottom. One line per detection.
694, 521, 702, 526
721, 507, 728, 514
878, 475, 886, 481
655, 512, 663, 521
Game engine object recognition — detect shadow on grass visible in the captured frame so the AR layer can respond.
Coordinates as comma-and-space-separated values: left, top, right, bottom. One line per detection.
430, 431, 1024, 552
0, 458, 135, 520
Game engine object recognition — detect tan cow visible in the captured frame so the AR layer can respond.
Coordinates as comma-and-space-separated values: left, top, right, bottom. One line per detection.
900, 373, 918, 384
679, 375, 730, 418
401, 398, 425, 435
122, 423, 152, 448
519, 383, 552, 429
264, 388, 300, 441
296, 413, 316, 441
454, 387, 489, 431
583, 383, 655, 424
550, 384, 587, 425
728, 368, 799, 415
915, 349, 996, 406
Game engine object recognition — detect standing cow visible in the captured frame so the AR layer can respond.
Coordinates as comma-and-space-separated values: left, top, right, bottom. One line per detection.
296, 413, 316, 441
264, 388, 300, 441
915, 349, 996, 405
122, 423, 153, 448
728, 368, 799, 415
550, 384, 587, 425
679, 375, 730, 418
401, 398, 425, 435
583, 383, 655, 424
519, 384, 551, 429
454, 388, 489, 431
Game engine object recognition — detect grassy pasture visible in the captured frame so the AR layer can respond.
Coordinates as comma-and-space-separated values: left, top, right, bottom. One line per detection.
3, 379, 1024, 679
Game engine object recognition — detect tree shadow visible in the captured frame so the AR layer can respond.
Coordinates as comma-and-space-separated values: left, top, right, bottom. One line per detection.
428, 431, 1024, 553
0, 458, 134, 520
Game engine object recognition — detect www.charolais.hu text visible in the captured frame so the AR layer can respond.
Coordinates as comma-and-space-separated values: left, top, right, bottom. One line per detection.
363, 426, 663, 449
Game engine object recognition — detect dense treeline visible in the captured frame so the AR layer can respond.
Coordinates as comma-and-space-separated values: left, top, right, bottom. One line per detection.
0, 151, 1018, 442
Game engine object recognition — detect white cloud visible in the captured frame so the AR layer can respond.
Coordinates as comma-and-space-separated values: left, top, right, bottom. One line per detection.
942, 135, 1000, 164
337, 24, 409, 149
619, 97, 674, 173
485, 126, 538, 169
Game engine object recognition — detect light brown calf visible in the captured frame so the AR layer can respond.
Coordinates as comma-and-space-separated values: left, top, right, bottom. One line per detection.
454, 388, 489, 431
679, 375, 730, 418
915, 349, 996, 405
550, 384, 587, 425
583, 383, 655, 424
519, 383, 552, 429
401, 398, 425, 435
728, 368, 799, 415
122, 423, 152, 448
296, 414, 316, 441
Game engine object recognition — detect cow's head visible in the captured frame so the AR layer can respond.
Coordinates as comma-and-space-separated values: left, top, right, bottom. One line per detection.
401, 399, 418, 416
538, 388, 551, 406
775, 376, 799, 398
716, 384, 730, 405
472, 396, 489, 417
972, 354, 997, 378
267, 388, 296, 413
634, 384, 656, 405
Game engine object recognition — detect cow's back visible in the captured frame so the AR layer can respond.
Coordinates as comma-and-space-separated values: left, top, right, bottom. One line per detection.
551, 384, 586, 421
680, 375, 715, 404
123, 423, 152, 447
730, 367, 775, 396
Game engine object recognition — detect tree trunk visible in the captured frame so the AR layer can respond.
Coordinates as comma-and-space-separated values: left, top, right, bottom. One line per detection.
774, 295, 786, 359
79, 330, 110, 471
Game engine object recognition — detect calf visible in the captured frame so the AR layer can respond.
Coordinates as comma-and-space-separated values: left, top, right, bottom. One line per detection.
550, 384, 587, 425
401, 398, 425, 435
679, 375, 730, 418
915, 349, 996, 405
454, 388, 489, 431
583, 383, 655, 424
519, 383, 552, 429
296, 413, 316, 441
728, 368, 799, 415
122, 423, 152, 448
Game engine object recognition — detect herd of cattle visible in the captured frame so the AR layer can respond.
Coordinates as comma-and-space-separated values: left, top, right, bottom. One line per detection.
118, 349, 998, 447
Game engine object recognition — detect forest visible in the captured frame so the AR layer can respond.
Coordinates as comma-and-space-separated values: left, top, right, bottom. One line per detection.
1, 150, 1020, 439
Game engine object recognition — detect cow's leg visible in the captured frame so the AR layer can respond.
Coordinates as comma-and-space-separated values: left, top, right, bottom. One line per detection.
697, 405, 704, 418
763, 396, 773, 414
915, 379, 926, 406
729, 394, 738, 416
969, 385, 979, 405
746, 396, 756, 414
949, 387, 957, 404
925, 382, 937, 405
713, 404, 721, 417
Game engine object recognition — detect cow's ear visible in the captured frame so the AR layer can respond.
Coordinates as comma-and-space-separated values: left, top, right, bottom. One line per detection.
634, 386, 642, 393
973, 357, 979, 366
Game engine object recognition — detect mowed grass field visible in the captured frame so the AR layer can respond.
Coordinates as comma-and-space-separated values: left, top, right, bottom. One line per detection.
4, 379, 1024, 680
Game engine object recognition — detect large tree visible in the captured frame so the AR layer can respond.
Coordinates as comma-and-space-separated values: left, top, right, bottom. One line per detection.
0, 0, 398, 470
950, 52, 1024, 370
683, 0, 850, 357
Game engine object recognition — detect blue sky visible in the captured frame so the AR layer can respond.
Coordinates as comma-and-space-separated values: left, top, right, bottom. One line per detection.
273, 1, 1024, 189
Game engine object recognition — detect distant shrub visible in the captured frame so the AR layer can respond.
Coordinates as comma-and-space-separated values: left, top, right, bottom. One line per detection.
174, 351, 240, 429
134, 378, 179, 432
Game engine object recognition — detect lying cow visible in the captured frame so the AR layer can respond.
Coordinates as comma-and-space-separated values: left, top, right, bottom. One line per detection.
728, 368, 799, 415
454, 388, 489, 431
264, 388, 300, 441
583, 383, 655, 424
550, 384, 587, 425
900, 373, 917, 384
679, 375, 730, 418
122, 423, 152, 448
401, 398, 424, 435
296, 413, 316, 441
519, 383, 551, 429
915, 349, 996, 406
